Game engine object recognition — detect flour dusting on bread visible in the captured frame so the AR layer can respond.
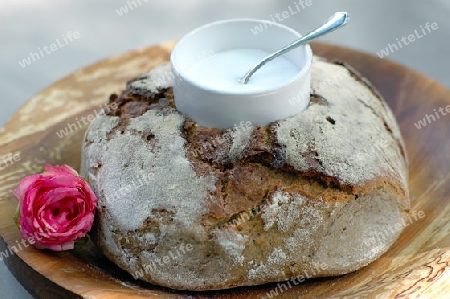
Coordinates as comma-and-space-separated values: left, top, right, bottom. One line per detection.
80, 58, 409, 290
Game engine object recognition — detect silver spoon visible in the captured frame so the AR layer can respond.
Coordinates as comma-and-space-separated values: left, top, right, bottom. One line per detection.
240, 12, 350, 84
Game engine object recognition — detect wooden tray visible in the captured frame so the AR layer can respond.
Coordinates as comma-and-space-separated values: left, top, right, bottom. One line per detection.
0, 42, 449, 299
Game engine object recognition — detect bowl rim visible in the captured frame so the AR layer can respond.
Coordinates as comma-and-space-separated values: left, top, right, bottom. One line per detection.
170, 18, 313, 96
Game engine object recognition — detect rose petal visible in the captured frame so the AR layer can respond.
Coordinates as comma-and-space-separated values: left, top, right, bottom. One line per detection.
46, 241, 75, 252
12, 174, 42, 202
38, 190, 83, 229
47, 212, 94, 240
44, 164, 79, 177
37, 175, 78, 189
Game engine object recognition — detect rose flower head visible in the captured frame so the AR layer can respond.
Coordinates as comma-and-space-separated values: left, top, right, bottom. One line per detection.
12, 164, 98, 251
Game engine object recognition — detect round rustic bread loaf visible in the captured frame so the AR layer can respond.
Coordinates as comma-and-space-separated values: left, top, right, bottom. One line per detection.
80, 58, 410, 291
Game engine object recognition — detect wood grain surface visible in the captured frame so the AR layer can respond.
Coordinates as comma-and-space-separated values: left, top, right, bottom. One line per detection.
0, 42, 449, 299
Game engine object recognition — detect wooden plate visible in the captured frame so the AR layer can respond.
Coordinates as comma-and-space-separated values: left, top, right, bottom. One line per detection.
0, 42, 449, 299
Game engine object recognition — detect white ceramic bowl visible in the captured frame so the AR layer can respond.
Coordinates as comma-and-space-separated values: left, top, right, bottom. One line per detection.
171, 19, 313, 129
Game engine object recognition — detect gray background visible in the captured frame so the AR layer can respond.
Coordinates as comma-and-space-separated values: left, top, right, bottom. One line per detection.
0, 0, 448, 298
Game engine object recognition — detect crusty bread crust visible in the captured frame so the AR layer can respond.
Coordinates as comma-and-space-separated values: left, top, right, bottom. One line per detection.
80, 58, 409, 290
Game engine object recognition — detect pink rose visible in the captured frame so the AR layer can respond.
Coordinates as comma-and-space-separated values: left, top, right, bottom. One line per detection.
12, 164, 98, 251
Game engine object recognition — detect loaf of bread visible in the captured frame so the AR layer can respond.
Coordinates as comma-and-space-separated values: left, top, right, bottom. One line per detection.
80, 58, 409, 290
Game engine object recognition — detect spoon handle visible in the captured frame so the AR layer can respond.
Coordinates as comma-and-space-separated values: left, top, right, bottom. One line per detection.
240, 12, 350, 84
